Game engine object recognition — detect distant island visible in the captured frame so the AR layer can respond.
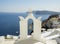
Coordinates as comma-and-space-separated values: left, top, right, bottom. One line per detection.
32, 10, 60, 15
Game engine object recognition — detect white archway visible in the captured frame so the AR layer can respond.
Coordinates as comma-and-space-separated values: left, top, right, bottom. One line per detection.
19, 12, 41, 40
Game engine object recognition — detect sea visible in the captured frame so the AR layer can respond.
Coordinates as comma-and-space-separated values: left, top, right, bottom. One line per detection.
0, 12, 50, 36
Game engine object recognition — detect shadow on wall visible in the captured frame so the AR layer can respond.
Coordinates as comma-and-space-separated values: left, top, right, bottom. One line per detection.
14, 38, 40, 44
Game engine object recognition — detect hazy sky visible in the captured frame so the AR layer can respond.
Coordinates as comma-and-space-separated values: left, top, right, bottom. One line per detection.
0, 0, 60, 12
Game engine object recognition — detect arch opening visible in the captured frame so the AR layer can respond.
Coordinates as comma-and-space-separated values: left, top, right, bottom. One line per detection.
28, 19, 34, 35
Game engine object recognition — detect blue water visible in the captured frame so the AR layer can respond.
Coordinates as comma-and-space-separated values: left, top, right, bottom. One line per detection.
0, 13, 50, 36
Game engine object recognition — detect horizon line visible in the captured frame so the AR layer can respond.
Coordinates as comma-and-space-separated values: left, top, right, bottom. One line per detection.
0, 10, 60, 13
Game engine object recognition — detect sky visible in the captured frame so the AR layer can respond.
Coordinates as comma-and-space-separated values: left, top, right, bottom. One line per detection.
0, 0, 60, 12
